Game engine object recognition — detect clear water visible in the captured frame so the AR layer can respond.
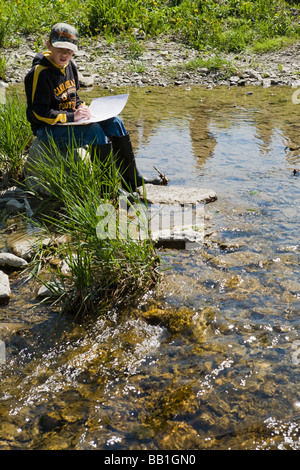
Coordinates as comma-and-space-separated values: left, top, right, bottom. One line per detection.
0, 85, 299, 450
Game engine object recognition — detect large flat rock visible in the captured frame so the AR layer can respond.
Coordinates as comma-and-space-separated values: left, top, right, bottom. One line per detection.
133, 185, 217, 250
138, 185, 217, 205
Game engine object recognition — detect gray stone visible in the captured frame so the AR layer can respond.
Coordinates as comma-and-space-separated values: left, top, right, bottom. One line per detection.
139, 184, 217, 205
151, 225, 204, 250
5, 198, 24, 214
78, 72, 95, 87
37, 282, 64, 299
262, 78, 271, 88
0, 252, 28, 268
0, 270, 11, 303
229, 75, 241, 84
0, 187, 23, 208
6, 234, 36, 261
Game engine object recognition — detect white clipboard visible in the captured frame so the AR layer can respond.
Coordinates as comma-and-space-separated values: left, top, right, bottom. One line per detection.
60, 93, 129, 125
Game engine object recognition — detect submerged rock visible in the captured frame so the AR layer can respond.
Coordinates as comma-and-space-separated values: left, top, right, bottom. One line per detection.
0, 322, 26, 337
0, 187, 24, 209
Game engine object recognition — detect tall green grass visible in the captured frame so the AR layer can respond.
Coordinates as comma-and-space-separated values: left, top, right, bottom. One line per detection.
0, 0, 299, 52
26, 139, 160, 317
0, 92, 32, 183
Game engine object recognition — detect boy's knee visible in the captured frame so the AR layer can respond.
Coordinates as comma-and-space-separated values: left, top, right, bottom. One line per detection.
85, 123, 106, 145
100, 116, 127, 137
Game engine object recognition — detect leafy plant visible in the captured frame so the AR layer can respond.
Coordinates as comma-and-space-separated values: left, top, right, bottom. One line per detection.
0, 92, 32, 182
0, 56, 6, 80
0, 15, 10, 48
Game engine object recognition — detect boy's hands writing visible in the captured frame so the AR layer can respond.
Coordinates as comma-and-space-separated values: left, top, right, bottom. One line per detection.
74, 104, 91, 122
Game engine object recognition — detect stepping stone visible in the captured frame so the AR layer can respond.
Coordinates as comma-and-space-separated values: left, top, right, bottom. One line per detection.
138, 184, 217, 205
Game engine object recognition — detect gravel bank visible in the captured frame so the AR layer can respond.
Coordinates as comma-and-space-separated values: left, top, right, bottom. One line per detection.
1, 35, 300, 89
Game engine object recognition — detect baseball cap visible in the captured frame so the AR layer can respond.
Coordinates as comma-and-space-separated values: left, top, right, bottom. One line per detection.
49, 23, 79, 52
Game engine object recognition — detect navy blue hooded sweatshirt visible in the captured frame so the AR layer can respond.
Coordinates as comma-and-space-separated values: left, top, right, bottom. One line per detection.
24, 52, 83, 135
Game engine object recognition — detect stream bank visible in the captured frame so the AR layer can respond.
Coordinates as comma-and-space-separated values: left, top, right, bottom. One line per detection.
1, 36, 300, 89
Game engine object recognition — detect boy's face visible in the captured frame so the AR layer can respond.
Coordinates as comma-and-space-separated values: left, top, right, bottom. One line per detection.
47, 41, 74, 67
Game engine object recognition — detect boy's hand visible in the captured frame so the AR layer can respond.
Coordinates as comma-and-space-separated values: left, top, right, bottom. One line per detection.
74, 105, 91, 122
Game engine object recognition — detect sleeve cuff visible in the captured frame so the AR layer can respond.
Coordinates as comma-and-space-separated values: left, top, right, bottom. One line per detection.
67, 112, 75, 122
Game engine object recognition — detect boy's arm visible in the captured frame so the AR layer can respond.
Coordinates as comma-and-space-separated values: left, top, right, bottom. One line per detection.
72, 61, 84, 110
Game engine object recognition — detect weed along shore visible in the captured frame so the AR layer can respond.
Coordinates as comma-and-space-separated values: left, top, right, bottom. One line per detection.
0, 0, 300, 451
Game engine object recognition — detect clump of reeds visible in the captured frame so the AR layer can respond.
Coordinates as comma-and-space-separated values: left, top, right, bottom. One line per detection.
0, 91, 32, 185
26, 138, 160, 318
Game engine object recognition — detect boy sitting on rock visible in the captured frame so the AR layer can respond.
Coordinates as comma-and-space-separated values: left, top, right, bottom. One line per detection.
24, 22, 163, 191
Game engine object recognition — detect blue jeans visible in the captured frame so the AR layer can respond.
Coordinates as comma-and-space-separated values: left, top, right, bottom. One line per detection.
36, 116, 127, 147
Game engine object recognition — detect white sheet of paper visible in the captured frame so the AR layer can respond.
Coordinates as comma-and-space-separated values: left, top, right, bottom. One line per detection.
60, 93, 129, 125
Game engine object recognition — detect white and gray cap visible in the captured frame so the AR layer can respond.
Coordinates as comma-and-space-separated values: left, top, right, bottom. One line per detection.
49, 23, 79, 52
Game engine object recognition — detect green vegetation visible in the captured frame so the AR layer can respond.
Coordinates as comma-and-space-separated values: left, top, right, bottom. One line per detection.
0, 92, 32, 183
0, 0, 299, 53
24, 139, 160, 317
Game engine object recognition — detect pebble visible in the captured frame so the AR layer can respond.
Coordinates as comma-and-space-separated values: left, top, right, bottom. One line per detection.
37, 282, 64, 299
6, 235, 35, 261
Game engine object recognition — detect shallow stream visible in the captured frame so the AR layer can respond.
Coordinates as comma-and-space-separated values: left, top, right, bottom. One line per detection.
0, 85, 299, 450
